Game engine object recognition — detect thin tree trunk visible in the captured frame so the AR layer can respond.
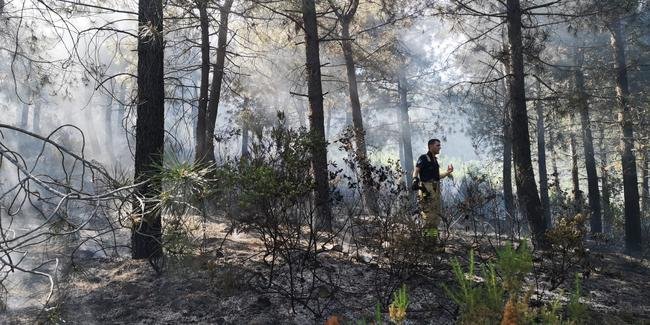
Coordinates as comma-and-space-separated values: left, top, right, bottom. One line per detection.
132, 0, 165, 260
575, 59, 602, 233
294, 99, 306, 128
194, 0, 210, 163
609, 20, 641, 253
32, 101, 41, 134
398, 136, 405, 173
241, 125, 249, 158
340, 15, 379, 213
105, 95, 115, 161
204, 0, 234, 164
325, 105, 332, 140
535, 85, 551, 228
398, 70, 414, 189
115, 89, 127, 138
570, 115, 582, 214
599, 127, 613, 234
549, 130, 561, 194
500, 74, 516, 230
20, 101, 29, 129
302, 0, 331, 230
642, 150, 649, 217
506, 0, 547, 248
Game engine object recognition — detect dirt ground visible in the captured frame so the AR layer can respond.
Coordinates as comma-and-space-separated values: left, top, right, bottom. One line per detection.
2, 221, 649, 325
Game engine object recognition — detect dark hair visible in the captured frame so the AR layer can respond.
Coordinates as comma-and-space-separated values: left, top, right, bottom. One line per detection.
427, 138, 440, 146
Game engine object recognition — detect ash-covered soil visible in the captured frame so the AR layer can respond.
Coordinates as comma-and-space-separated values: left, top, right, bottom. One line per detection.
3, 221, 649, 324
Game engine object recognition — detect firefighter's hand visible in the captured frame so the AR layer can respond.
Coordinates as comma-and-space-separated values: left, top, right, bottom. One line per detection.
447, 164, 454, 174
411, 177, 420, 191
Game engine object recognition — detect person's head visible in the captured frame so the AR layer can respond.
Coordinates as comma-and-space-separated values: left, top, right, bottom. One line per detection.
427, 138, 441, 154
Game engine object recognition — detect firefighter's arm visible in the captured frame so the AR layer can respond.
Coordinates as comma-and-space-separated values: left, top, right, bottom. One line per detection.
411, 166, 421, 190
440, 164, 454, 178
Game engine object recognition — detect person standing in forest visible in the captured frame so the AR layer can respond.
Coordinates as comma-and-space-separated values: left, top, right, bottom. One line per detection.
412, 139, 454, 248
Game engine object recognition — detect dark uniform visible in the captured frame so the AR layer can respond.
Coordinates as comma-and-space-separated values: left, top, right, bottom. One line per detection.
415, 152, 442, 235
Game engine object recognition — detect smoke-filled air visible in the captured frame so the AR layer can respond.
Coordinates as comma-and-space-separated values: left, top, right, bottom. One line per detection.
1, 0, 649, 323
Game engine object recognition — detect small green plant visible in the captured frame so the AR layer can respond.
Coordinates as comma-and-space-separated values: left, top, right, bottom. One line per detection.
445, 244, 589, 325
375, 302, 383, 324
567, 274, 588, 324
444, 250, 502, 324
496, 242, 533, 292
389, 284, 409, 324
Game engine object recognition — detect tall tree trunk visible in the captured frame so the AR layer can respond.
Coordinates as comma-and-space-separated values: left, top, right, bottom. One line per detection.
204, 0, 234, 164
398, 70, 414, 189
609, 20, 641, 253
132, 0, 165, 260
325, 105, 332, 140
115, 89, 127, 138
32, 101, 41, 134
302, 0, 332, 230
642, 150, 649, 217
500, 75, 516, 230
506, 0, 547, 248
20, 101, 29, 129
575, 60, 602, 233
340, 15, 378, 213
194, 0, 210, 163
294, 99, 306, 128
569, 115, 582, 214
105, 95, 115, 162
599, 127, 613, 234
398, 136, 405, 173
535, 86, 551, 228
549, 130, 561, 194
503, 115, 515, 221
241, 125, 249, 158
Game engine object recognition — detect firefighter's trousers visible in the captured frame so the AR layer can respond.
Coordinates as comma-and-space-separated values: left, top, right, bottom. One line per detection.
417, 181, 442, 231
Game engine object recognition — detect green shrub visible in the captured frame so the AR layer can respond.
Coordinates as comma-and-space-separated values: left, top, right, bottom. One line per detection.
445, 243, 587, 325
389, 284, 409, 324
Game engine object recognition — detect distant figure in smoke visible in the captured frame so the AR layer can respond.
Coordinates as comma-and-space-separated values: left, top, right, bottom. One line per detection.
412, 139, 453, 248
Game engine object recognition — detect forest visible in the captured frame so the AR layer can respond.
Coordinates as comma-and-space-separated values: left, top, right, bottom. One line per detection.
0, 0, 649, 324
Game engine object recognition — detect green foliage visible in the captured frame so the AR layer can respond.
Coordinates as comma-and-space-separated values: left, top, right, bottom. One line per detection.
389, 284, 409, 324
444, 250, 503, 324
544, 214, 588, 289
567, 274, 588, 324
152, 156, 215, 259
445, 243, 587, 325
496, 242, 533, 292
375, 302, 383, 324
538, 297, 563, 325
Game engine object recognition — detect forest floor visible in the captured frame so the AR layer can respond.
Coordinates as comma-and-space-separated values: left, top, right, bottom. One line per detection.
3, 219, 650, 325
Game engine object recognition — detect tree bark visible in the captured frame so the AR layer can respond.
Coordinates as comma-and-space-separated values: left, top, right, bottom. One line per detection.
569, 115, 582, 214
302, 0, 332, 230
506, 0, 547, 248
204, 0, 234, 164
535, 86, 551, 228
503, 113, 515, 221
575, 60, 602, 233
609, 20, 641, 253
20, 101, 29, 129
499, 71, 516, 229
339, 12, 378, 213
549, 130, 561, 194
398, 70, 414, 189
642, 150, 649, 217
598, 127, 613, 234
194, 0, 210, 164
132, 0, 165, 260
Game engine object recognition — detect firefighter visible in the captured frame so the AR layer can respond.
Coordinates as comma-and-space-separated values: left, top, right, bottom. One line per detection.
412, 139, 453, 245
